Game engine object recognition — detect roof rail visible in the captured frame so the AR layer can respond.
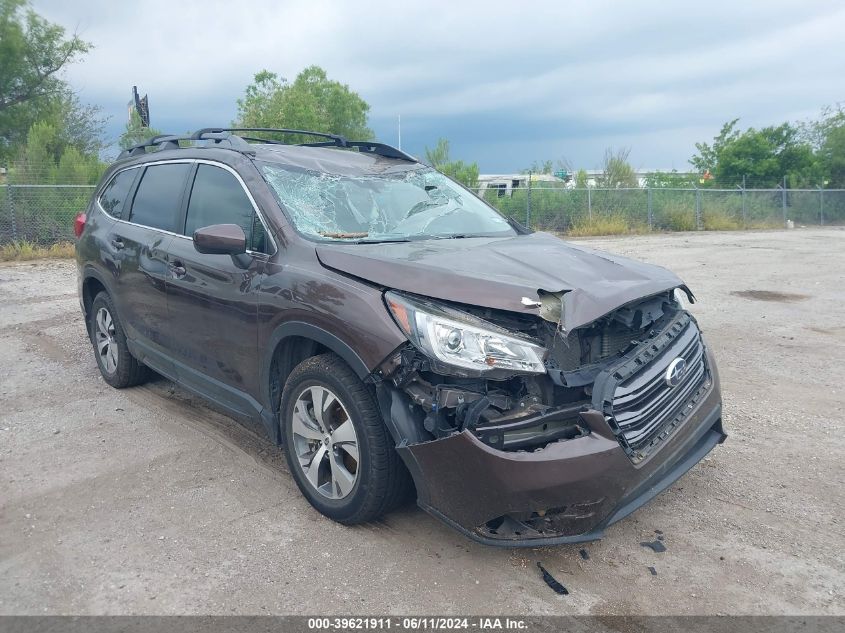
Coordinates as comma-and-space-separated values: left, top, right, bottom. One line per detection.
117, 131, 253, 159
193, 127, 349, 146
117, 127, 416, 162
194, 127, 416, 161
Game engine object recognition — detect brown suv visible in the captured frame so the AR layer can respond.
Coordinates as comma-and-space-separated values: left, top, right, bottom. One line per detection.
75, 128, 725, 546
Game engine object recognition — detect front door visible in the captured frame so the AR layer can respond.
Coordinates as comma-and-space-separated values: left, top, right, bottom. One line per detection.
165, 162, 273, 413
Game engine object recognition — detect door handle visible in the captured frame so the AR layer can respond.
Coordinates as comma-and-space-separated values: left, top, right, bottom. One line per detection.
169, 260, 186, 278
110, 237, 125, 250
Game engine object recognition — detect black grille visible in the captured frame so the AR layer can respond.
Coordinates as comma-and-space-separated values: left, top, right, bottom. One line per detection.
609, 320, 708, 462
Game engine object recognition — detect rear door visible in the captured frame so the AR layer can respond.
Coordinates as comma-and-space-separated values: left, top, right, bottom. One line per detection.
165, 161, 274, 412
107, 161, 192, 363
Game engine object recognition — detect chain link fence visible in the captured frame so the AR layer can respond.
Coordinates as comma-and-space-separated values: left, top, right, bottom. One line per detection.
1, 180, 844, 246
1, 184, 96, 244
476, 184, 845, 233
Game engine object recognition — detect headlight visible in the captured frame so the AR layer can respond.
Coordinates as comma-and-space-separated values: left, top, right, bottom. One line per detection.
385, 291, 547, 375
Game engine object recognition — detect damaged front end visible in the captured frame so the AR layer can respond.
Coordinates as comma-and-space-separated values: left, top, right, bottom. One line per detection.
374, 289, 725, 546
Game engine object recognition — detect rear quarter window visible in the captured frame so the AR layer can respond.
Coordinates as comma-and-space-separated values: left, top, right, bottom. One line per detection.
129, 163, 191, 232
98, 169, 138, 219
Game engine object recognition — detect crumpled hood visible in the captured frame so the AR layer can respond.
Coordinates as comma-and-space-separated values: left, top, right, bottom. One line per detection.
315, 232, 689, 331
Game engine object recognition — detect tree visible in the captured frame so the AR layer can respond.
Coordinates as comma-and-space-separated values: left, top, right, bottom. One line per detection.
0, 0, 92, 159
424, 138, 450, 168
119, 110, 164, 151
596, 147, 638, 188
643, 170, 698, 188
526, 159, 553, 175
10, 119, 103, 184
574, 168, 589, 188
235, 66, 373, 143
819, 123, 845, 188
690, 120, 819, 186
798, 103, 845, 149
803, 104, 845, 187
424, 138, 479, 188
51, 92, 107, 157
690, 119, 740, 174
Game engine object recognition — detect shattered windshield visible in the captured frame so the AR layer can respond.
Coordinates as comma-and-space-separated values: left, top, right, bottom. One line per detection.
259, 162, 515, 242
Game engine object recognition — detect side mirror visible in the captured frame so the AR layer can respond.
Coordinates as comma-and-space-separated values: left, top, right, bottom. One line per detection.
193, 224, 247, 255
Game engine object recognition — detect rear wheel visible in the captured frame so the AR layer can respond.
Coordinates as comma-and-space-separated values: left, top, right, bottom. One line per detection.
89, 292, 148, 388
280, 353, 412, 524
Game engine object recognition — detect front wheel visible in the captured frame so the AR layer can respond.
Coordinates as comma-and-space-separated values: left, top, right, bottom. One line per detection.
280, 353, 411, 524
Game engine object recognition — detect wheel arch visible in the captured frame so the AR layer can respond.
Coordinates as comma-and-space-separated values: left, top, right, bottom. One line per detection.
262, 322, 372, 420
81, 269, 111, 335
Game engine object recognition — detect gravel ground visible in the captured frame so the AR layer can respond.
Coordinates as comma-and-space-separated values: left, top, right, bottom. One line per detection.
0, 228, 843, 616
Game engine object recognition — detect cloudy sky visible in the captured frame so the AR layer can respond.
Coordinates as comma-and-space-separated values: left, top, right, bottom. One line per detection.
34, 0, 845, 172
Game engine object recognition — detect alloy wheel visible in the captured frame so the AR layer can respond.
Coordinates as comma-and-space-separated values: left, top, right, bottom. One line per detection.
95, 307, 118, 374
291, 385, 360, 500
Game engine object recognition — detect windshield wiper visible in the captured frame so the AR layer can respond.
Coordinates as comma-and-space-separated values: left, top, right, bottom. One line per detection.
354, 235, 412, 244
319, 231, 369, 239
355, 234, 448, 244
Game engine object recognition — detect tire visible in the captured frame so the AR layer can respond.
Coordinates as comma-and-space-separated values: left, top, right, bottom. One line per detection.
280, 353, 412, 524
89, 291, 148, 389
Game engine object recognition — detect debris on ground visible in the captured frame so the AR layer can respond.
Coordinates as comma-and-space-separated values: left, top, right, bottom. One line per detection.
536, 562, 569, 595
648, 566, 658, 576
579, 548, 590, 560
640, 540, 667, 553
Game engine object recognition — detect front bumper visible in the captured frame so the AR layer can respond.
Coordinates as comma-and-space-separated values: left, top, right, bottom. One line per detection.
392, 348, 725, 547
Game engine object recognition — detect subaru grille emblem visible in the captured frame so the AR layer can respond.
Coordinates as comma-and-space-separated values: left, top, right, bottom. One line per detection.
665, 358, 687, 387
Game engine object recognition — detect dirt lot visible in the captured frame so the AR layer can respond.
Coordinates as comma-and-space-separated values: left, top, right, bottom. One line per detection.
1, 228, 843, 616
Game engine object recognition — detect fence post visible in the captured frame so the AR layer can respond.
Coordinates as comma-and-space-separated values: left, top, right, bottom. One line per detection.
741, 175, 746, 227
819, 185, 824, 226
695, 186, 702, 230
526, 171, 532, 228
6, 184, 18, 241
782, 176, 787, 227
646, 186, 653, 230
587, 185, 592, 222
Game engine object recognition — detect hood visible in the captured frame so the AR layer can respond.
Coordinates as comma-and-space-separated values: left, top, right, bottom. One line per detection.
315, 232, 689, 332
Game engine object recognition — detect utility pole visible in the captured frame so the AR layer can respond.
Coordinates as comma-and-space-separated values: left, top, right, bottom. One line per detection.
741, 175, 746, 227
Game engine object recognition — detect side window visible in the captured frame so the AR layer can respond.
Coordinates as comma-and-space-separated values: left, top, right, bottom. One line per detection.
98, 169, 137, 219
128, 163, 191, 232
185, 164, 269, 253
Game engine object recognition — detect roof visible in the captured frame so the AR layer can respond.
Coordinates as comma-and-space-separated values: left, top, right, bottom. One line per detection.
253, 144, 425, 177
115, 128, 419, 177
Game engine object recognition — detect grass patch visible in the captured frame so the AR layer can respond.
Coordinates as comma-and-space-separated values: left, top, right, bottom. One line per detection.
658, 204, 697, 231
0, 240, 76, 261
745, 219, 786, 230
566, 215, 646, 237
702, 209, 742, 231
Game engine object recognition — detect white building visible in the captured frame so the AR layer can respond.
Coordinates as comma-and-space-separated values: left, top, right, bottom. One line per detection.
477, 169, 696, 195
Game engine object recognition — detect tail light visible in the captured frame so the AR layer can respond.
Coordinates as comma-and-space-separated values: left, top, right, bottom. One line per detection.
73, 212, 87, 238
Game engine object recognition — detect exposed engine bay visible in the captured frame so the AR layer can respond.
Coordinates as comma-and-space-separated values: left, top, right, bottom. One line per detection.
377, 290, 685, 453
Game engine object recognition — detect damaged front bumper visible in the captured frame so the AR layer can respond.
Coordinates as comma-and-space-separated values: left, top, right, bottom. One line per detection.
377, 319, 725, 547
401, 389, 722, 547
